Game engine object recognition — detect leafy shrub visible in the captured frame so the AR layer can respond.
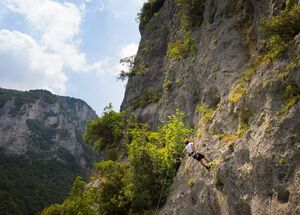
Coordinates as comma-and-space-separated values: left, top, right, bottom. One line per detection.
228, 83, 247, 103
278, 84, 300, 116
45, 110, 192, 214
237, 110, 252, 137
167, 31, 197, 60
137, 0, 165, 26
176, 0, 205, 29
118, 55, 149, 81
132, 88, 161, 109
41, 176, 96, 215
163, 80, 172, 91
260, 3, 300, 59
187, 178, 195, 188
166, 0, 201, 61
93, 161, 130, 215
126, 110, 192, 213
84, 104, 137, 155
195, 103, 215, 138
228, 62, 258, 103
196, 103, 215, 125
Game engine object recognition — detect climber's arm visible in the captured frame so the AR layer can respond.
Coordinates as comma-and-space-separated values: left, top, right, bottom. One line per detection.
191, 142, 197, 152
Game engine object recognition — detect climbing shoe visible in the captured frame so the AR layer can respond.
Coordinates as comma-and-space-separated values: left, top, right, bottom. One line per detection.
205, 166, 211, 171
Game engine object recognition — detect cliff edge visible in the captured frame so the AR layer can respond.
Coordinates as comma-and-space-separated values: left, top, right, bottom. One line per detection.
121, 0, 300, 214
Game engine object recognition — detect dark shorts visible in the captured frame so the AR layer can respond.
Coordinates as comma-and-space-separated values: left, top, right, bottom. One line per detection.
193, 152, 205, 161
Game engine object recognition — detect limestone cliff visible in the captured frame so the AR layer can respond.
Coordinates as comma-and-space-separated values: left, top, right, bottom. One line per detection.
0, 88, 97, 167
0, 88, 98, 214
121, 0, 300, 214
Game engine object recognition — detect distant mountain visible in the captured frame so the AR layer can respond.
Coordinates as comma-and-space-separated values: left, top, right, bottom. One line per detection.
0, 88, 98, 214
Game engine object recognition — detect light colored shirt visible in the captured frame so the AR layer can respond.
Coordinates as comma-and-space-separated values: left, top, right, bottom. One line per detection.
185, 142, 195, 154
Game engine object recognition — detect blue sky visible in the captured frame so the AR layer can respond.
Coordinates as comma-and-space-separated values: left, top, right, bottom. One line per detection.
0, 0, 146, 114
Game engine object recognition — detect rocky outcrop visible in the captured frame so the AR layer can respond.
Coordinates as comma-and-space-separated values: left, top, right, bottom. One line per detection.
0, 88, 98, 214
121, 0, 300, 214
0, 88, 97, 168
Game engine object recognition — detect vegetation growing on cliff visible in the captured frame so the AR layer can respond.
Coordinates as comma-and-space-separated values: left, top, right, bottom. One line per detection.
176, 0, 204, 28
41, 176, 96, 215
118, 56, 149, 81
132, 88, 162, 109
84, 104, 138, 159
167, 31, 197, 60
278, 84, 300, 117
137, 0, 165, 26
228, 62, 258, 103
26, 119, 59, 150
260, 3, 300, 60
166, 0, 202, 60
39, 2, 300, 215
0, 89, 57, 116
229, 3, 300, 105
43, 110, 192, 214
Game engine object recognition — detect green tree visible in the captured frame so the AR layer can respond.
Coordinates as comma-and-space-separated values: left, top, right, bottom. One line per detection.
84, 104, 138, 160
43, 109, 192, 214
137, 0, 165, 26
94, 160, 131, 215
127, 110, 192, 213
84, 104, 124, 151
41, 176, 97, 215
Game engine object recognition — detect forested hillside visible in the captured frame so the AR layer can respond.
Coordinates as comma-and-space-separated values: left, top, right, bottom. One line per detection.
0, 88, 98, 214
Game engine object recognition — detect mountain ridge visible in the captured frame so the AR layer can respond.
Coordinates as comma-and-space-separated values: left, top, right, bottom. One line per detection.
0, 87, 99, 214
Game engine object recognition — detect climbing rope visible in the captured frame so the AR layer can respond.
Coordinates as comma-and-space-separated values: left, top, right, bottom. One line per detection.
155, 112, 181, 215
155, 165, 170, 215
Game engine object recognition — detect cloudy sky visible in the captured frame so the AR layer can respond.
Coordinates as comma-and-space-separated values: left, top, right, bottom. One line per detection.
0, 0, 145, 114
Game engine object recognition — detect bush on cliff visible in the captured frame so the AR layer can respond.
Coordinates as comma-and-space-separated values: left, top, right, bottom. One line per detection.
84, 104, 138, 159
43, 109, 192, 214
137, 0, 165, 26
260, 3, 300, 59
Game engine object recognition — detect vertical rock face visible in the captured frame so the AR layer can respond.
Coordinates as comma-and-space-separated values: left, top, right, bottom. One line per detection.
121, 0, 300, 214
0, 88, 98, 214
0, 88, 97, 167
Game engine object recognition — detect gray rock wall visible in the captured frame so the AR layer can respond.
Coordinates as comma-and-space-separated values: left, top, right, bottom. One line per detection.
122, 0, 300, 214
0, 88, 98, 168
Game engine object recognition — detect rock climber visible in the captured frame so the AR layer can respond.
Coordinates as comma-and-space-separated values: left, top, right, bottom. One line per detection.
182, 139, 212, 171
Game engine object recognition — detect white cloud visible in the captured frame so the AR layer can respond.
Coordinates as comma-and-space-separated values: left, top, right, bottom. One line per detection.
4, 0, 101, 72
0, 0, 107, 94
94, 42, 138, 76
0, 30, 67, 94
120, 42, 138, 58
114, 42, 138, 75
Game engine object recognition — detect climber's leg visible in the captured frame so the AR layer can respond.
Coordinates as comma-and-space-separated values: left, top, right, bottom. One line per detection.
193, 153, 210, 171
200, 159, 210, 171
204, 156, 211, 163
